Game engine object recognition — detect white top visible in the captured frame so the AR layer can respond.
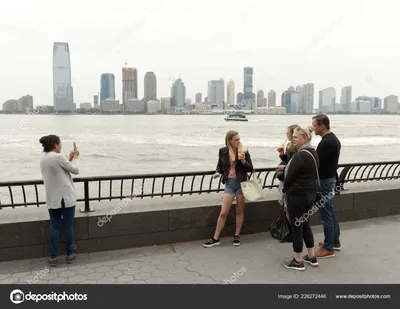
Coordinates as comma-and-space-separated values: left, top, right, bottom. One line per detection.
39, 151, 80, 209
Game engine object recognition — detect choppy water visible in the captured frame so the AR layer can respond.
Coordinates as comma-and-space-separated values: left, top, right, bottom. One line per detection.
0, 114, 399, 181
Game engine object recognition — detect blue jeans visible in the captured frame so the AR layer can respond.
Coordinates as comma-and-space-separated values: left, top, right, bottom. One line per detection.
224, 178, 243, 195
48, 199, 75, 259
318, 177, 340, 251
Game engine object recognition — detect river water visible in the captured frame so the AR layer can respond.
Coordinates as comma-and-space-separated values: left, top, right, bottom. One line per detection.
0, 114, 399, 181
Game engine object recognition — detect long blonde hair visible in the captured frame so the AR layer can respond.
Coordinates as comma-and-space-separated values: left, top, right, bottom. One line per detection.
225, 130, 239, 161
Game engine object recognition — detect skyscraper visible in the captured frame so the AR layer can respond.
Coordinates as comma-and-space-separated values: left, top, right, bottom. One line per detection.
281, 89, 300, 114
53, 42, 74, 112
295, 83, 314, 113
243, 67, 253, 108
227, 80, 235, 106
17, 95, 33, 112
236, 92, 244, 105
93, 94, 99, 108
319, 87, 336, 112
144, 72, 157, 102
268, 90, 276, 107
384, 95, 399, 113
171, 78, 186, 107
195, 93, 202, 103
296, 86, 303, 112
257, 90, 265, 107
100, 73, 115, 103
2, 100, 17, 111
301, 83, 314, 113
371, 97, 381, 109
207, 78, 225, 109
122, 67, 138, 104
340, 86, 352, 112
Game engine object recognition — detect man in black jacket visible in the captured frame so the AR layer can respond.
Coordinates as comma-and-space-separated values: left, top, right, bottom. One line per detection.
312, 114, 342, 259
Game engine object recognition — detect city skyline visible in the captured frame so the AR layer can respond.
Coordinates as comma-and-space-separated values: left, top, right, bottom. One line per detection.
4, 41, 400, 114
5, 44, 400, 111
1, 0, 399, 106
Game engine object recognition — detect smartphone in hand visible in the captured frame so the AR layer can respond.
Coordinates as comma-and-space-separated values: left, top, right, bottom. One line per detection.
73, 142, 77, 150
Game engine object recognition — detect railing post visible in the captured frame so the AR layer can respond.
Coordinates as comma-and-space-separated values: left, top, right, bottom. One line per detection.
338, 167, 350, 192
80, 180, 95, 213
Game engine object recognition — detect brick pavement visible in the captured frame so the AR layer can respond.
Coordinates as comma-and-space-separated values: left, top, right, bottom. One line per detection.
0, 215, 399, 284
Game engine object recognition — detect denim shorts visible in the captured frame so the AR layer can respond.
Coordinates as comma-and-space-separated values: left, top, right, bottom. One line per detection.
224, 178, 243, 195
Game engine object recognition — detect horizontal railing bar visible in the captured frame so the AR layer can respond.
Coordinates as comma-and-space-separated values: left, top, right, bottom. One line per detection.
1, 162, 398, 187
0, 202, 46, 208
1, 161, 399, 209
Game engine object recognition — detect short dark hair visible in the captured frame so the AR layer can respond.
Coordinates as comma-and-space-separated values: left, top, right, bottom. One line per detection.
312, 114, 330, 130
39, 134, 60, 152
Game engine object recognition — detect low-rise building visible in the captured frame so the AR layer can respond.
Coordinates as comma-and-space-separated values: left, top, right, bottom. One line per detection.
147, 100, 162, 114
125, 99, 145, 113
101, 98, 120, 112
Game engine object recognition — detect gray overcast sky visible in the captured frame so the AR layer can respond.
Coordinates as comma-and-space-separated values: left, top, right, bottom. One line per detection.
1, 0, 399, 107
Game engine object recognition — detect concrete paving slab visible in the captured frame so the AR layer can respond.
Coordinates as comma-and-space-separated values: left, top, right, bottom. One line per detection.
0, 215, 399, 284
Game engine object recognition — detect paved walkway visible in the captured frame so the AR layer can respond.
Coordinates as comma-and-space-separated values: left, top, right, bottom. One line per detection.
0, 215, 399, 284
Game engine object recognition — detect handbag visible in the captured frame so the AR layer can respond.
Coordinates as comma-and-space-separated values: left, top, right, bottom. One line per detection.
240, 169, 265, 202
275, 161, 286, 182
269, 206, 292, 243
276, 168, 285, 182
300, 149, 322, 204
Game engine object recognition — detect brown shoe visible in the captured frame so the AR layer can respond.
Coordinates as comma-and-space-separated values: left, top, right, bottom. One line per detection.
315, 248, 335, 259
319, 242, 342, 251
48, 257, 58, 267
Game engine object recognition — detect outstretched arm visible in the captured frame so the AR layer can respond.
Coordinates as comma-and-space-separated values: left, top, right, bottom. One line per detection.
58, 155, 80, 175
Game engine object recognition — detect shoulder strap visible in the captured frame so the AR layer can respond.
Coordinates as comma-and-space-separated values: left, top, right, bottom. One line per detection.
301, 149, 321, 189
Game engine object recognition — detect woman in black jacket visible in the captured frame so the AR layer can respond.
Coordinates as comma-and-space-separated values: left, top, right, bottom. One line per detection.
282, 126, 319, 271
203, 130, 253, 248
276, 124, 299, 222
277, 124, 299, 168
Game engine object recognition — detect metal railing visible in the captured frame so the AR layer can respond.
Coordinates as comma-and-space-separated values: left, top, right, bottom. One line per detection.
1, 161, 400, 212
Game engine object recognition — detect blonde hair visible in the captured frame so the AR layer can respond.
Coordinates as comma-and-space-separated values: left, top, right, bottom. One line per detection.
287, 124, 300, 152
294, 126, 314, 143
225, 130, 239, 161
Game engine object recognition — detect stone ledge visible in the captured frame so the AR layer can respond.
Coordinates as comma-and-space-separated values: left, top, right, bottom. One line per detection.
1, 183, 400, 262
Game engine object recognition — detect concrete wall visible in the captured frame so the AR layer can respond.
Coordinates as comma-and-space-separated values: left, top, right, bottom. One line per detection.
1, 183, 400, 262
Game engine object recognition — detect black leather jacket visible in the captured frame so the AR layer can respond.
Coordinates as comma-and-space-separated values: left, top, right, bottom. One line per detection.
216, 147, 253, 184
276, 145, 297, 181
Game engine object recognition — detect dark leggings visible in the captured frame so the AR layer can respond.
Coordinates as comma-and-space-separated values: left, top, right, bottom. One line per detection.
286, 192, 315, 253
